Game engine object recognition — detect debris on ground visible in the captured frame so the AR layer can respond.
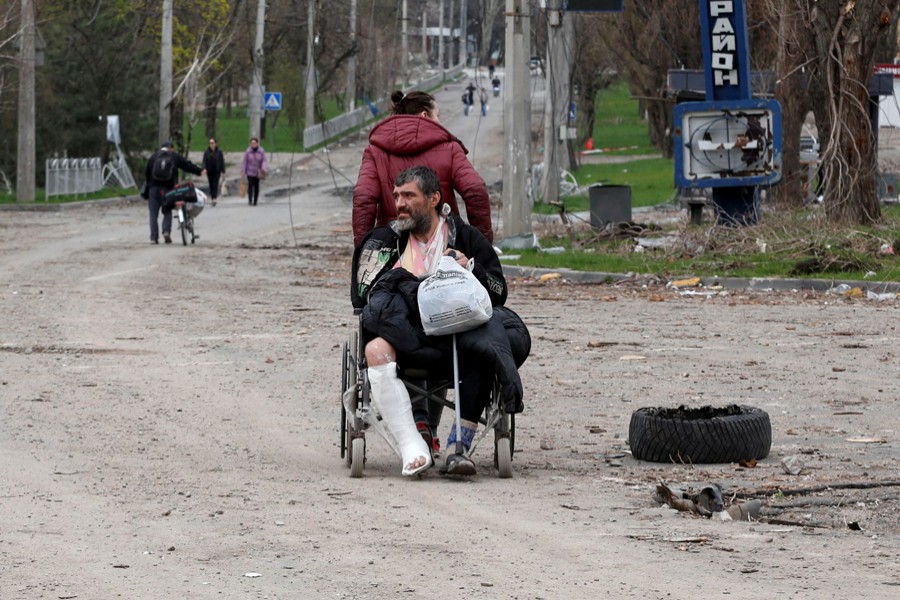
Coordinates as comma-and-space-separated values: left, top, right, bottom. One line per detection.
655, 482, 761, 521
781, 455, 806, 475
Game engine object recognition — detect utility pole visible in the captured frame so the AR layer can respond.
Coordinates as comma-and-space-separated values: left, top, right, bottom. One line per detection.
402, 0, 409, 83
346, 0, 357, 110
438, 0, 444, 74
305, 0, 317, 127
159, 0, 173, 145
249, 0, 265, 140
541, 1, 574, 205
449, 0, 454, 68
16, 0, 36, 202
458, 0, 466, 67
421, 3, 428, 68
500, 0, 533, 247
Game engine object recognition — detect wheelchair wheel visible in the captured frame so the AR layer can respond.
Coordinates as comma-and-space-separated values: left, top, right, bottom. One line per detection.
495, 437, 512, 478
340, 340, 350, 463
493, 412, 515, 478
341, 334, 361, 469
349, 437, 365, 478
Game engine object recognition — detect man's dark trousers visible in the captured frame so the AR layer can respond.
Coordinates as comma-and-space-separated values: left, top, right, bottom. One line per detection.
148, 184, 173, 242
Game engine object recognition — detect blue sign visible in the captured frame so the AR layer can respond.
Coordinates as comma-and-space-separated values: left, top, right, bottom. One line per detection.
699, 0, 752, 102
673, 98, 782, 189
264, 92, 282, 111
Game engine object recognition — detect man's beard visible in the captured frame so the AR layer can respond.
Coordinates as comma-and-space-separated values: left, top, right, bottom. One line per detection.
396, 209, 432, 235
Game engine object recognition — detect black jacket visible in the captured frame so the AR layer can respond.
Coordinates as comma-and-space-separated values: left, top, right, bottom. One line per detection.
351, 216, 529, 411
202, 147, 226, 175
145, 149, 203, 190
351, 215, 506, 310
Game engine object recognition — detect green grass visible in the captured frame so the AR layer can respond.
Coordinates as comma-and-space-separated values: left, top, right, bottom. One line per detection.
510, 203, 900, 283
503, 247, 810, 280
534, 158, 676, 214
533, 79, 676, 214
0, 187, 134, 205
523, 78, 900, 283
182, 97, 350, 154
589, 80, 658, 156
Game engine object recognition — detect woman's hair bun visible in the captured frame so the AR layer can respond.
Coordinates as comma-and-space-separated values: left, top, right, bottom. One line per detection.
390, 90, 405, 104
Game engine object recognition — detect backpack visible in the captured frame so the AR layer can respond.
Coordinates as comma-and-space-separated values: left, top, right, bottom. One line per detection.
151, 150, 176, 182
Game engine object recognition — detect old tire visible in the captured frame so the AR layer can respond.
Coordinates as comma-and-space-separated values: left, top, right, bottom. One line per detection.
629, 405, 771, 464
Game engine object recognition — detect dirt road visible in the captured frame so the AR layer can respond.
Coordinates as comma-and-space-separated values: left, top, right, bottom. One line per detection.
2, 75, 899, 599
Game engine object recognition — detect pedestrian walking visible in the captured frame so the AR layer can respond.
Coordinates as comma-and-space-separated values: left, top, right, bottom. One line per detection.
463, 81, 477, 116
144, 141, 205, 244
353, 89, 493, 246
479, 87, 489, 116
202, 138, 226, 206
241, 137, 268, 206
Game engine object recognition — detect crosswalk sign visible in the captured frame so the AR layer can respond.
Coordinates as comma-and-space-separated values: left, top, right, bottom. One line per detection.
264, 92, 282, 111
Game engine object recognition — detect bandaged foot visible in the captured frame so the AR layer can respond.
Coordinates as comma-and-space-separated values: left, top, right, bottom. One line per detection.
367, 363, 433, 476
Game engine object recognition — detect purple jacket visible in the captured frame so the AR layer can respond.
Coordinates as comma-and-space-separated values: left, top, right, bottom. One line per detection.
241, 147, 268, 178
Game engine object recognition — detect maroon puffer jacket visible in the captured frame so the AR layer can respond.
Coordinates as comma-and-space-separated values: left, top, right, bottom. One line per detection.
352, 114, 493, 247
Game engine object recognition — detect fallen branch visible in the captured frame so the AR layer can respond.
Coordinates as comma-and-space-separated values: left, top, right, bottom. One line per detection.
735, 480, 900, 498
758, 517, 832, 529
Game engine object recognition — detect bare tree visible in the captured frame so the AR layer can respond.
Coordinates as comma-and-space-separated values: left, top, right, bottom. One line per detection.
767, 0, 813, 208
170, 1, 246, 152
478, 0, 503, 65
587, 1, 776, 158
570, 15, 617, 152
806, 0, 900, 224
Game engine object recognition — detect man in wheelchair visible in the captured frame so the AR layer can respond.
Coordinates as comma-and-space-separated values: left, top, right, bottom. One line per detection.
351, 166, 529, 477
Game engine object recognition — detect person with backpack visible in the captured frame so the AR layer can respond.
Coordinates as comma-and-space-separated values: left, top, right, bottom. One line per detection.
144, 141, 205, 244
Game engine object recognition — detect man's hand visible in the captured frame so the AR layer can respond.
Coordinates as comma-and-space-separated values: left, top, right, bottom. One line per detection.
445, 248, 469, 268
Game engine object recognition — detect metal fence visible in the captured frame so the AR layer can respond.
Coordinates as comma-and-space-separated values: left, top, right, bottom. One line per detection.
303, 65, 466, 148
45, 157, 103, 200
103, 154, 136, 189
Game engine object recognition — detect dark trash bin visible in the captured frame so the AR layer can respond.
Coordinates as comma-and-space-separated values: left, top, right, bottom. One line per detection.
589, 184, 632, 228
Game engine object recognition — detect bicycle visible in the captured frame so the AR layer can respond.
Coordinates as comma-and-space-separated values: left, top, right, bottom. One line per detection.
163, 182, 206, 245
174, 200, 197, 245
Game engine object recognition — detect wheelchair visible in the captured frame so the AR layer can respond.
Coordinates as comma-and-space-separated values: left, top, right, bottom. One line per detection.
339, 312, 516, 478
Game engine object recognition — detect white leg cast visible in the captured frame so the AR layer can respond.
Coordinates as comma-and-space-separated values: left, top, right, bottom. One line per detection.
367, 363, 432, 476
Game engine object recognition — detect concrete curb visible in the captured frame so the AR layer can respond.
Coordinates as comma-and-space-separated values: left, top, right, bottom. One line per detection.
0, 195, 141, 212
501, 264, 900, 295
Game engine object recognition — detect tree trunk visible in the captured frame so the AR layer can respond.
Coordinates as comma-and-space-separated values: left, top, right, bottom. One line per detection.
205, 81, 220, 142
771, 0, 812, 208
809, 1, 897, 224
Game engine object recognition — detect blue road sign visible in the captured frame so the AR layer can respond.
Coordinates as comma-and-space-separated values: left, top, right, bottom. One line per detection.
264, 92, 282, 111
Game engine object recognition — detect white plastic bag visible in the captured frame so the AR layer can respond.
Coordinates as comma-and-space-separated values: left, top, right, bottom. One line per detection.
186, 187, 206, 218
418, 255, 492, 336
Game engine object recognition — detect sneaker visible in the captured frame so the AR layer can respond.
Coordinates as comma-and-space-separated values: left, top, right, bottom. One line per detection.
439, 452, 476, 476
163, 234, 172, 244
416, 421, 433, 456
151, 239, 158, 244
432, 436, 441, 457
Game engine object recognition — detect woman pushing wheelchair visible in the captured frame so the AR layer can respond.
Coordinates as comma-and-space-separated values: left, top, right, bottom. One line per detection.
351, 166, 530, 477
